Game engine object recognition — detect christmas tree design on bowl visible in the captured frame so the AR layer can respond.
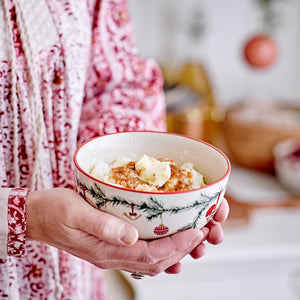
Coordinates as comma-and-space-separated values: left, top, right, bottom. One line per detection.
74, 131, 231, 240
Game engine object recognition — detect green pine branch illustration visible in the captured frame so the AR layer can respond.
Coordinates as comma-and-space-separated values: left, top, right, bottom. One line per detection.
177, 191, 221, 231
77, 179, 223, 224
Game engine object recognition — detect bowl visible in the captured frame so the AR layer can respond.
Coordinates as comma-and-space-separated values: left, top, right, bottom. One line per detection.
221, 101, 300, 172
73, 131, 231, 240
273, 138, 300, 196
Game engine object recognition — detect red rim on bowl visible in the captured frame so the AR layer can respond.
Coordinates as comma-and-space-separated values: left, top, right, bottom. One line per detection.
73, 131, 231, 194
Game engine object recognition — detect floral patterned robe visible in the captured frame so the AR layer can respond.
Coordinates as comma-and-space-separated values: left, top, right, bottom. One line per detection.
0, 0, 165, 298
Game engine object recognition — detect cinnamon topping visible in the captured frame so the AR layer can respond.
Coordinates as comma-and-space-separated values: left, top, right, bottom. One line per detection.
90, 156, 206, 192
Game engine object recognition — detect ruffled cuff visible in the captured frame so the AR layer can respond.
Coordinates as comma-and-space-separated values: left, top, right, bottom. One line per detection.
7, 188, 30, 257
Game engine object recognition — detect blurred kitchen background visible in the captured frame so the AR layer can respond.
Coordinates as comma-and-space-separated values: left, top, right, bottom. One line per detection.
105, 0, 300, 299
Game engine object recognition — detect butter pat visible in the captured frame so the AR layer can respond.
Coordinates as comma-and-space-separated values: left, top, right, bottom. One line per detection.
135, 155, 171, 187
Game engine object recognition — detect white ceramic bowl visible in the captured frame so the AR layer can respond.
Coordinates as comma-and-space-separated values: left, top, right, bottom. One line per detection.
74, 131, 231, 240
273, 138, 300, 196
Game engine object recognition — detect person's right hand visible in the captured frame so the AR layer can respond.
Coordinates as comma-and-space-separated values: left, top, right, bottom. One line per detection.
26, 188, 208, 276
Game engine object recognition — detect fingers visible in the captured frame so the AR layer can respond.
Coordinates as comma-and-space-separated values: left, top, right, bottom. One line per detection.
190, 242, 206, 259
213, 198, 230, 223
93, 228, 207, 276
148, 228, 205, 258
72, 202, 138, 246
64, 216, 214, 277
165, 242, 206, 273
205, 220, 224, 245
164, 262, 182, 274
189, 226, 209, 259
144, 228, 205, 274
111, 228, 206, 264
144, 229, 206, 276
198, 198, 228, 246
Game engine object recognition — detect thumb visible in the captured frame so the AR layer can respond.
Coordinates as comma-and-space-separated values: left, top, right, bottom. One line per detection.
73, 201, 139, 246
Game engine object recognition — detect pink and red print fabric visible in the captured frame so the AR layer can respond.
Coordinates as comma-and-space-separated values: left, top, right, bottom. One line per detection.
0, 0, 165, 299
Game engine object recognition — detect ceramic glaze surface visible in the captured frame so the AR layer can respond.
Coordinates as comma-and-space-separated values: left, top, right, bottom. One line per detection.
74, 131, 231, 239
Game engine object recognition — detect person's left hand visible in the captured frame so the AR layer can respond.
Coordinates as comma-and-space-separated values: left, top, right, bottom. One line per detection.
164, 197, 230, 274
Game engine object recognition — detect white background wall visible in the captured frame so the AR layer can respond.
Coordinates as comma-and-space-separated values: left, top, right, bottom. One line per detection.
127, 0, 300, 107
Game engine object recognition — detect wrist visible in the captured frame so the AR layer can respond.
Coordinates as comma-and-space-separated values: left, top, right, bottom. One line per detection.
26, 190, 43, 241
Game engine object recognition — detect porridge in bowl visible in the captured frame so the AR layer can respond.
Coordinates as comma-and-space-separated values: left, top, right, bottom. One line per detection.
89, 154, 206, 193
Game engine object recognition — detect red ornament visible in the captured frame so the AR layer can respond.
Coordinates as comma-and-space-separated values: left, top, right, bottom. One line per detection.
206, 204, 217, 222
154, 224, 169, 236
243, 34, 278, 69
206, 191, 222, 222
154, 211, 169, 236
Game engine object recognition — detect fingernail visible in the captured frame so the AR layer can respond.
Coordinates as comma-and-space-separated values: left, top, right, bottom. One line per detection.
119, 224, 138, 245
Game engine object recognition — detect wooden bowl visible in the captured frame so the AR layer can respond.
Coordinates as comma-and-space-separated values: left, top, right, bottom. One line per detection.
220, 102, 300, 172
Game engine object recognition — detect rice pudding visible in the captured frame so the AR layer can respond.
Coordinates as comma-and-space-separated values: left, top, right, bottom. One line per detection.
89, 155, 206, 192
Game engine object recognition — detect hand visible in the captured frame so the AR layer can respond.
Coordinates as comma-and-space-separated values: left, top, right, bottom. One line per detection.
165, 197, 230, 274
26, 188, 209, 276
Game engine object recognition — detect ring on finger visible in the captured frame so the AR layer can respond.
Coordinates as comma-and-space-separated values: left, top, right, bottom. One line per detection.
130, 272, 144, 280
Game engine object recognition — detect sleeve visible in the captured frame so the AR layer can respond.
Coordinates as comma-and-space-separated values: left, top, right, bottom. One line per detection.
78, 0, 166, 145
0, 188, 29, 257
0, 189, 10, 257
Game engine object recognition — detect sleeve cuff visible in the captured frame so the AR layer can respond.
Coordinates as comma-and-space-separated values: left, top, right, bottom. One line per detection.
7, 188, 30, 257
0, 188, 10, 257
